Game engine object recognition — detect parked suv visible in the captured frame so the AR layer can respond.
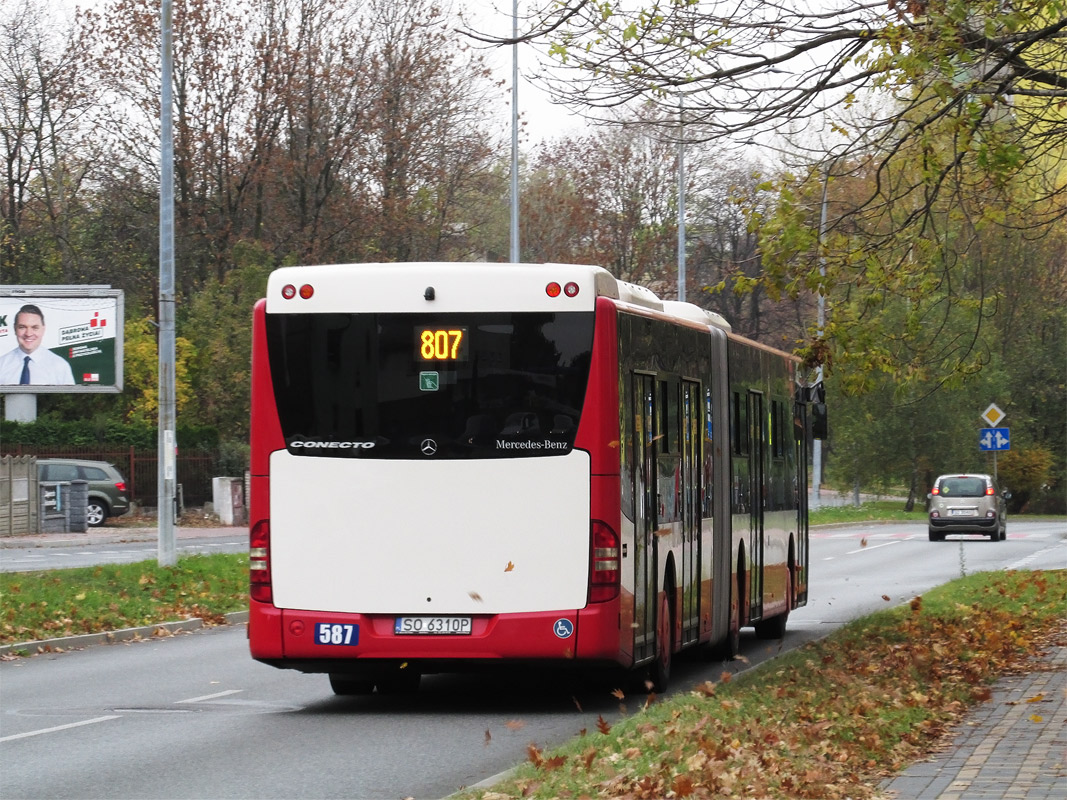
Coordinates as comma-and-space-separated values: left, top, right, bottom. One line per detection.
37, 459, 130, 527
928, 473, 1009, 542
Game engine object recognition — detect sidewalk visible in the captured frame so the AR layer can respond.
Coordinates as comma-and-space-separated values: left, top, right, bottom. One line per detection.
880, 642, 1067, 800
0, 523, 244, 548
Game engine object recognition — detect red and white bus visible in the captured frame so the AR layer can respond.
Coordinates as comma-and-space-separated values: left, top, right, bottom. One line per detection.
248, 262, 824, 694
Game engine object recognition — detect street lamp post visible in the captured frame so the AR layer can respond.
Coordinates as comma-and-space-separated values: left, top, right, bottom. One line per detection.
158, 0, 177, 566
677, 97, 686, 301
509, 0, 519, 263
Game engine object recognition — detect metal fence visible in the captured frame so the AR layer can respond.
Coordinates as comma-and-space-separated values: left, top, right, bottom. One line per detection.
0, 445, 218, 508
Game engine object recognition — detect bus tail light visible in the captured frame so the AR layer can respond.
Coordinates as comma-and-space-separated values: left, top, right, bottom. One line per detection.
589, 520, 619, 603
250, 520, 273, 604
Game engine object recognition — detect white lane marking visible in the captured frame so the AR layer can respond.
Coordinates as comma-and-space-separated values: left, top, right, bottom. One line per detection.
0, 715, 121, 743
845, 540, 902, 556
176, 689, 243, 704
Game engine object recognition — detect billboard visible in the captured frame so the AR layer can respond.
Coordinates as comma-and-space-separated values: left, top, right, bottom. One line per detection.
0, 287, 124, 394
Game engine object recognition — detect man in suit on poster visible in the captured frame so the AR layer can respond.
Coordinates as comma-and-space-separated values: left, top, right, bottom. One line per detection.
0, 304, 75, 386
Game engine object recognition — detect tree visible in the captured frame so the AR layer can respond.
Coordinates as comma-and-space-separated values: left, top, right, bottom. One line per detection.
0, 0, 99, 285
478, 0, 1067, 371
518, 110, 684, 286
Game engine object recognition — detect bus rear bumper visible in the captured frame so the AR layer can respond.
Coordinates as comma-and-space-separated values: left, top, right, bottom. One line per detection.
249, 600, 623, 670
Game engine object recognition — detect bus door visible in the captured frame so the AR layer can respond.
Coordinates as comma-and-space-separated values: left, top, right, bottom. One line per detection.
680, 380, 701, 646
748, 390, 765, 622
632, 373, 657, 663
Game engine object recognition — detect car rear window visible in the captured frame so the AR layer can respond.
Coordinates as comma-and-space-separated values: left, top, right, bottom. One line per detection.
81, 467, 110, 480
938, 477, 986, 497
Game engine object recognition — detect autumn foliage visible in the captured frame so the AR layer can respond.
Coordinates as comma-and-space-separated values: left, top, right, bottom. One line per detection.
472, 570, 1065, 800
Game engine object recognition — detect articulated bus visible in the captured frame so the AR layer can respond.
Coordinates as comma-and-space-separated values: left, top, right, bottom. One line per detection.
248, 262, 825, 694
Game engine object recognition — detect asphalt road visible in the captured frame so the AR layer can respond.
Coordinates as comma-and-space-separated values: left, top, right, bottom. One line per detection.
0, 521, 1063, 800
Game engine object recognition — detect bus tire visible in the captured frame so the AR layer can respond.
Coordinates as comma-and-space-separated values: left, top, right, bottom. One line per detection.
754, 566, 790, 640
329, 673, 375, 696
709, 569, 742, 661
648, 590, 672, 694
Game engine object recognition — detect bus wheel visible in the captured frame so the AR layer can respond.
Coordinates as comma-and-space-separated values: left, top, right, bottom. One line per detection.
754, 567, 790, 640
710, 572, 742, 661
329, 673, 375, 696
648, 591, 672, 693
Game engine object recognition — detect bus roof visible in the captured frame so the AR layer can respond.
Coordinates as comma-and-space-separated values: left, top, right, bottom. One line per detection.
265, 261, 730, 334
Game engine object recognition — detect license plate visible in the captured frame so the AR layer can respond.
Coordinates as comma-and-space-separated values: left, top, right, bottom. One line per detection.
949, 509, 976, 517
394, 616, 472, 635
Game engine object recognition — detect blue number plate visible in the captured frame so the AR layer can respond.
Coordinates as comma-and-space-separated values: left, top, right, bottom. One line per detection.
315, 623, 359, 646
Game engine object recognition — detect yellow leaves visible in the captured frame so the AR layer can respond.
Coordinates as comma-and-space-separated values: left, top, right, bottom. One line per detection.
1025, 693, 1045, 703
504, 561, 515, 572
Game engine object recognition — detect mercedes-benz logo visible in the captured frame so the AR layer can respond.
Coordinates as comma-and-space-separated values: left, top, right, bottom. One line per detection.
420, 438, 438, 456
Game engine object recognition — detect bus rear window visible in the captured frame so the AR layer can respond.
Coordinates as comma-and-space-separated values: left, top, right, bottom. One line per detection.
265, 312, 595, 459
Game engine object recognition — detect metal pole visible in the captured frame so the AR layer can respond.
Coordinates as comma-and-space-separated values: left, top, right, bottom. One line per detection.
812, 167, 829, 505
158, 0, 177, 566
677, 98, 686, 302
509, 0, 519, 263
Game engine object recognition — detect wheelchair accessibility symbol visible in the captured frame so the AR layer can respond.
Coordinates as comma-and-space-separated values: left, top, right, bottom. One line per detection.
553, 618, 574, 639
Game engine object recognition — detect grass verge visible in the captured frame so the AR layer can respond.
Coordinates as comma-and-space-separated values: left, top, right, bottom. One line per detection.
0, 553, 248, 646
810, 500, 926, 525
460, 569, 1065, 800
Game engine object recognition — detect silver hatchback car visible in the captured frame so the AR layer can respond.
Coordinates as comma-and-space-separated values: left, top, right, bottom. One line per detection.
928, 473, 1009, 542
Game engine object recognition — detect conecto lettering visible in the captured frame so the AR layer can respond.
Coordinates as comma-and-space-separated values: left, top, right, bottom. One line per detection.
289, 440, 375, 449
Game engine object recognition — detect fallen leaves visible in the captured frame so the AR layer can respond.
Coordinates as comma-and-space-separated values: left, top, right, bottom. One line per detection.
473, 571, 1065, 800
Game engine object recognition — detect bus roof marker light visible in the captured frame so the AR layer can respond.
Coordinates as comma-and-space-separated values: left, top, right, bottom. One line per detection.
546, 282, 562, 298
299, 284, 314, 299
564, 282, 580, 297
281, 284, 296, 299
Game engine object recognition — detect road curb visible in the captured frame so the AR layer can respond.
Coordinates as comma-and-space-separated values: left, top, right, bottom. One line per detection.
0, 611, 248, 658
